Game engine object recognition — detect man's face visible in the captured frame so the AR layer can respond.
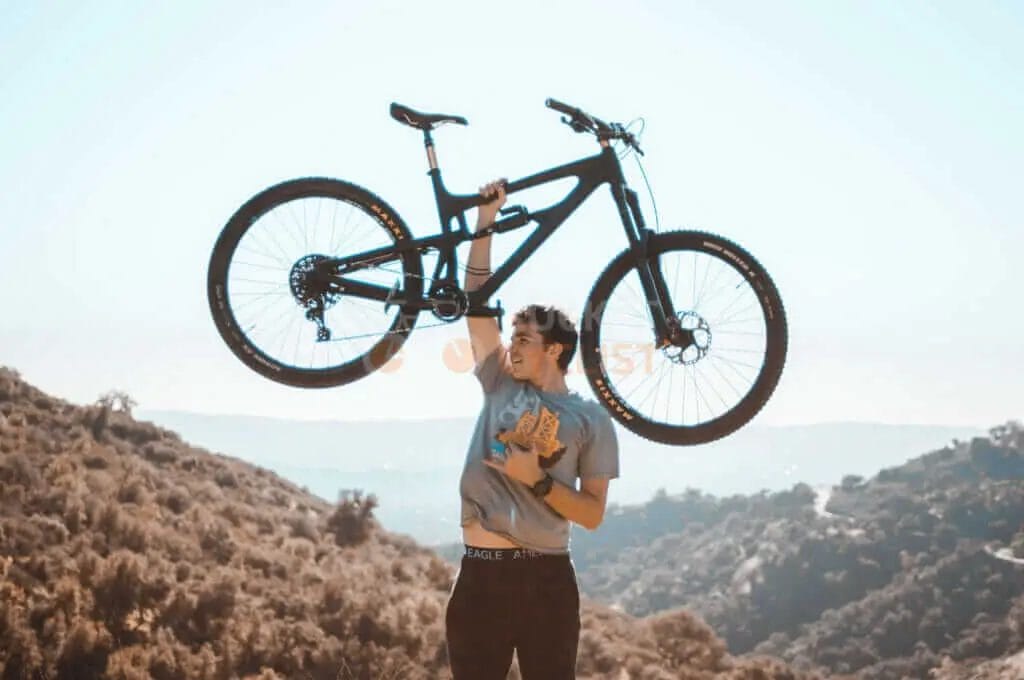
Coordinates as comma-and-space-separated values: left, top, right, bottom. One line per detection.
508, 320, 560, 380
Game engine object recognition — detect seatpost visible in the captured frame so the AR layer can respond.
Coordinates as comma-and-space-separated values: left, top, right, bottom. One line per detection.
423, 129, 438, 170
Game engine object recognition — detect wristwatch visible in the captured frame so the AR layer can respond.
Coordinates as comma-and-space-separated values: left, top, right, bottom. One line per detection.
530, 473, 554, 499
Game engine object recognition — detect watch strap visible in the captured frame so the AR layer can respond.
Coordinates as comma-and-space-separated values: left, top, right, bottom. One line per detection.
530, 473, 554, 498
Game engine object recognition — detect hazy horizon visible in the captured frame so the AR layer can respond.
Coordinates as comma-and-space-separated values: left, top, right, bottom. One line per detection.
127, 407, 986, 543
137, 405, 1002, 430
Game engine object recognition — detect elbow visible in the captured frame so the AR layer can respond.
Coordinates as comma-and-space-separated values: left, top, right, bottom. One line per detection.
582, 512, 605, 532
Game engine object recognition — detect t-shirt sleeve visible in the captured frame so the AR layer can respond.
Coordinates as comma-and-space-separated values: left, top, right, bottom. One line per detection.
579, 408, 620, 480
474, 346, 513, 394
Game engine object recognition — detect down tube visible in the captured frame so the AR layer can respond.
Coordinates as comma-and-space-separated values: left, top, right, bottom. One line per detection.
473, 176, 606, 302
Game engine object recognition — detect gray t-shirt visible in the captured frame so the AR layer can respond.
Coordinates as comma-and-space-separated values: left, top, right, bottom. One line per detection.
459, 346, 620, 554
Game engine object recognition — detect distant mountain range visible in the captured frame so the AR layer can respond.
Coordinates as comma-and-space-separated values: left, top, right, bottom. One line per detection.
136, 409, 983, 545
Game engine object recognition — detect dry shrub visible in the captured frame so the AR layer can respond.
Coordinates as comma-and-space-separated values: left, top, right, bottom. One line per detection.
214, 468, 238, 488
105, 645, 152, 680
143, 441, 178, 464
117, 475, 150, 505
158, 485, 191, 514
0, 606, 45, 679
646, 609, 728, 674
192, 575, 237, 643
92, 551, 146, 635
289, 512, 320, 542
1, 450, 40, 487
326, 490, 378, 547
56, 619, 114, 680
199, 521, 236, 565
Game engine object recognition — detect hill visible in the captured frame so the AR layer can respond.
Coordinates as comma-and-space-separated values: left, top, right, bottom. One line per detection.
559, 424, 1024, 678
0, 367, 816, 679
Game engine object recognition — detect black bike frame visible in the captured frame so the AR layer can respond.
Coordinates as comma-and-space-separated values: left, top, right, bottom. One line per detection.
324, 136, 679, 343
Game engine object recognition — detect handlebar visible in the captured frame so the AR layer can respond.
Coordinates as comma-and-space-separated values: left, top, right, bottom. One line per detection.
545, 98, 643, 155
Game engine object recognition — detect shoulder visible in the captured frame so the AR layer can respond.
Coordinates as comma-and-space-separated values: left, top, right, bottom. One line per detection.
579, 396, 610, 420
573, 397, 613, 434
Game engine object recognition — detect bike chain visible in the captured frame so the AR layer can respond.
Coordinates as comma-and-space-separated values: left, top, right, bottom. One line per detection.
318, 262, 473, 343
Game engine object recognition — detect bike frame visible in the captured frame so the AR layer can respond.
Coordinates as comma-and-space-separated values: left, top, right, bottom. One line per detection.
324, 133, 679, 344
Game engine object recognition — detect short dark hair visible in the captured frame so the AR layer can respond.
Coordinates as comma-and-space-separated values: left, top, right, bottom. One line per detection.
513, 304, 578, 373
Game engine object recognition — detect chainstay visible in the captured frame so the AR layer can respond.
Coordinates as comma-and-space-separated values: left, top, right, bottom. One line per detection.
319, 317, 451, 343
317, 261, 465, 343
319, 261, 464, 346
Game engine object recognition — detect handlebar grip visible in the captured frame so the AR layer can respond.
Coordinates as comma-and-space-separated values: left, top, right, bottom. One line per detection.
545, 98, 578, 117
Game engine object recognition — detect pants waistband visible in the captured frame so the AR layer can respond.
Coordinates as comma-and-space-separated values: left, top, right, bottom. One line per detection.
463, 545, 566, 561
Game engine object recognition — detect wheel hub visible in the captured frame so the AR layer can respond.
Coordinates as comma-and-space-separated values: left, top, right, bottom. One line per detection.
290, 255, 340, 307
665, 310, 711, 365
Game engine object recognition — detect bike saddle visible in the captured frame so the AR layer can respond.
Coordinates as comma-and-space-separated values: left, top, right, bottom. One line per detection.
390, 102, 468, 130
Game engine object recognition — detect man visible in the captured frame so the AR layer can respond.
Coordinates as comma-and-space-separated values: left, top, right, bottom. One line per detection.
444, 180, 620, 680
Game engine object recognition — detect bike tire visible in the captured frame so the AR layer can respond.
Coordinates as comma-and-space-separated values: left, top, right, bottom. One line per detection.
580, 230, 787, 445
207, 177, 423, 388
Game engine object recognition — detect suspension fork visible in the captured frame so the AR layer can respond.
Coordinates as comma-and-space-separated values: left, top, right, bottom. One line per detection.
612, 184, 679, 347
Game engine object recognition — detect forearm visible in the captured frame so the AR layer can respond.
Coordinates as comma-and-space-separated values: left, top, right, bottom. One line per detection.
542, 479, 604, 531
466, 195, 493, 292
465, 232, 492, 292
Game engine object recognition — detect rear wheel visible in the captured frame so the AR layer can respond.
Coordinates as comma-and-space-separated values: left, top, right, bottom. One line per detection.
580, 230, 787, 445
207, 177, 423, 388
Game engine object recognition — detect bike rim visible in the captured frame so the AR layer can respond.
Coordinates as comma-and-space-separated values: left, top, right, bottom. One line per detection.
224, 194, 407, 373
595, 248, 770, 429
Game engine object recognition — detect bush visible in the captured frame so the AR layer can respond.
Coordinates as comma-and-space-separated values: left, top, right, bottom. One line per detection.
92, 552, 146, 634
214, 468, 238, 488
56, 620, 114, 680
290, 513, 320, 542
143, 442, 179, 465
159, 485, 191, 514
326, 490, 378, 547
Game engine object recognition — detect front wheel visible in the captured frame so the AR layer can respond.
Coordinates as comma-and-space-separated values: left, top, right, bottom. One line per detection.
580, 231, 787, 445
207, 177, 423, 388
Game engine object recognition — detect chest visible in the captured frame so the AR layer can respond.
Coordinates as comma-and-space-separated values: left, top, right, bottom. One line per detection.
486, 385, 587, 479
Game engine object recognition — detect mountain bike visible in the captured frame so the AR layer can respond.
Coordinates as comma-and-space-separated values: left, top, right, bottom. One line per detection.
207, 99, 788, 445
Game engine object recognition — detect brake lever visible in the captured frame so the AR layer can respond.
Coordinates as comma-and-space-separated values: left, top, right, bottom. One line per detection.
612, 122, 644, 156
561, 115, 591, 134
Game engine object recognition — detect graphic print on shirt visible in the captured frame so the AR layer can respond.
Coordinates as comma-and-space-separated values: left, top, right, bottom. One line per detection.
493, 405, 568, 469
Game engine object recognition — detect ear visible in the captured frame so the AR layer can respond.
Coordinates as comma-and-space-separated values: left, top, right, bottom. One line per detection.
546, 343, 563, 362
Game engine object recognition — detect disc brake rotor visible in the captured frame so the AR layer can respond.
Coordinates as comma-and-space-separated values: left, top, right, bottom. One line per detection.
664, 310, 711, 366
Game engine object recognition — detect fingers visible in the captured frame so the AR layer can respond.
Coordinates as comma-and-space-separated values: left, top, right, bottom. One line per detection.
478, 178, 508, 201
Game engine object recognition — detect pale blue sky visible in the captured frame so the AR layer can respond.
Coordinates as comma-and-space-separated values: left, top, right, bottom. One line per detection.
1, 1, 1021, 428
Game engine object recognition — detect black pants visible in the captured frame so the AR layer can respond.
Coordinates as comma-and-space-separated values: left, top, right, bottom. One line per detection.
445, 546, 581, 680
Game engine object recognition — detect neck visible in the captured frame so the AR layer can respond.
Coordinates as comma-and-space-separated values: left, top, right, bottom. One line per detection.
528, 367, 569, 394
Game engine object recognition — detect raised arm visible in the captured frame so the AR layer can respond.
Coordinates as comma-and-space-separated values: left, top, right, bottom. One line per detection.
465, 179, 506, 367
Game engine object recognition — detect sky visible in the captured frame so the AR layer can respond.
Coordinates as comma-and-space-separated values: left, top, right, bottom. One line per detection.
1, 1, 1021, 429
